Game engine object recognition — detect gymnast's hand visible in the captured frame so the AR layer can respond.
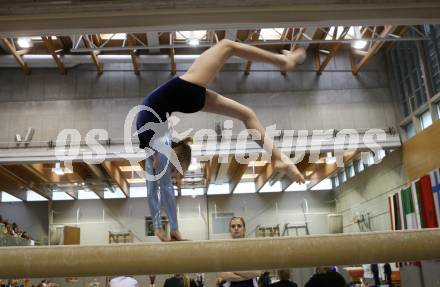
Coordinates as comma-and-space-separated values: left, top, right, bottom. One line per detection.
273, 159, 305, 184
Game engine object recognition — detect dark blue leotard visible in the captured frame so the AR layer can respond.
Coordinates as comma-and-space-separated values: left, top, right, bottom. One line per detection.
136, 77, 206, 149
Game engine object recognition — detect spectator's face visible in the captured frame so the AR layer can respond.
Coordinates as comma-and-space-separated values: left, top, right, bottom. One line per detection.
229, 218, 245, 239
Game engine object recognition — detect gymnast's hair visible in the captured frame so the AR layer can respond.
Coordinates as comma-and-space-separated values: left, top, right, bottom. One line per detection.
172, 137, 192, 173
229, 216, 246, 228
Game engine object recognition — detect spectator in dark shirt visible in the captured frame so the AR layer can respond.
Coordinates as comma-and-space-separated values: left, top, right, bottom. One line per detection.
305, 267, 346, 287
270, 270, 298, 287
164, 274, 197, 287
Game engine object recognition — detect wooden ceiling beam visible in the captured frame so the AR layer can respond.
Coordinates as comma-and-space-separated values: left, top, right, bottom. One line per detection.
126, 34, 140, 75
83, 35, 103, 75
1, 38, 30, 75
244, 29, 261, 75
308, 151, 359, 189
227, 157, 249, 194
1, 165, 51, 200
41, 36, 66, 75
352, 25, 396, 75
315, 26, 350, 75
101, 161, 129, 198
72, 162, 104, 199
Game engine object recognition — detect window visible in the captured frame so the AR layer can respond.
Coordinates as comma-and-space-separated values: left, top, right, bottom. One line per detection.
420, 110, 433, 129
259, 28, 284, 40
346, 164, 355, 178
389, 32, 428, 117
332, 176, 339, 188
437, 101, 440, 119
404, 122, 416, 139
354, 159, 365, 173
338, 170, 347, 183
424, 25, 440, 94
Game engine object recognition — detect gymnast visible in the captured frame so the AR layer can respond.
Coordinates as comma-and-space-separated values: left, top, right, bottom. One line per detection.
136, 39, 306, 242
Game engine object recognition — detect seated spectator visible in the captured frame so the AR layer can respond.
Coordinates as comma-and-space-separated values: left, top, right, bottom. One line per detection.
11, 223, 21, 237
21, 231, 30, 240
164, 274, 196, 287
110, 276, 138, 287
304, 267, 346, 287
2, 223, 10, 236
270, 270, 298, 287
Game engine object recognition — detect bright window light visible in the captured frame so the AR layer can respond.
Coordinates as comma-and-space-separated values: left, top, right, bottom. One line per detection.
234, 182, 256, 194
347, 164, 355, 178
339, 170, 347, 183
352, 40, 367, 49
332, 176, 339, 188
373, 149, 386, 163
17, 37, 33, 48
437, 102, 440, 119
52, 162, 65, 176
129, 186, 147, 198
27, 190, 48, 201
1, 192, 22, 202
175, 30, 207, 41
207, 183, 230, 195
420, 110, 433, 130
242, 174, 259, 179
126, 178, 145, 184
78, 190, 100, 200
404, 122, 416, 139
311, 178, 333, 190
259, 181, 282, 193
361, 152, 375, 166
181, 188, 204, 197
325, 152, 336, 164
285, 180, 310, 192
104, 188, 126, 199
52, 192, 74, 201
100, 33, 127, 40
357, 160, 365, 172
259, 28, 284, 41
119, 165, 143, 172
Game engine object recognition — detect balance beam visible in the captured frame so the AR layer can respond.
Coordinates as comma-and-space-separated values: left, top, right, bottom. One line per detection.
0, 229, 439, 278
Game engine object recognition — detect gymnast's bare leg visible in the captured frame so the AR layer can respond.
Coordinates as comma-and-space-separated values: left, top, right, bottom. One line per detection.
180, 39, 306, 183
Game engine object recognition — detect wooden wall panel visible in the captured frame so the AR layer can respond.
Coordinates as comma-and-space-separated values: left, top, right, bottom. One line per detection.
63, 226, 80, 245
403, 120, 440, 181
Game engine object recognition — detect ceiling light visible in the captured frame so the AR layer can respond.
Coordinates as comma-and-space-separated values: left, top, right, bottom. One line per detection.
187, 38, 200, 46
249, 160, 268, 167
52, 162, 65, 176
119, 165, 143, 172
242, 174, 259, 179
126, 178, 145, 184
17, 37, 33, 49
352, 40, 367, 50
325, 152, 337, 164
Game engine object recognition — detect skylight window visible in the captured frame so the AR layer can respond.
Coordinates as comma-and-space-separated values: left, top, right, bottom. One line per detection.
78, 189, 100, 200
311, 178, 333, 190
52, 192, 74, 201
0, 192, 22, 202
175, 31, 207, 41
181, 188, 204, 197
207, 183, 230, 195
27, 190, 48, 201
234, 182, 256, 194
100, 33, 127, 40
259, 28, 285, 41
